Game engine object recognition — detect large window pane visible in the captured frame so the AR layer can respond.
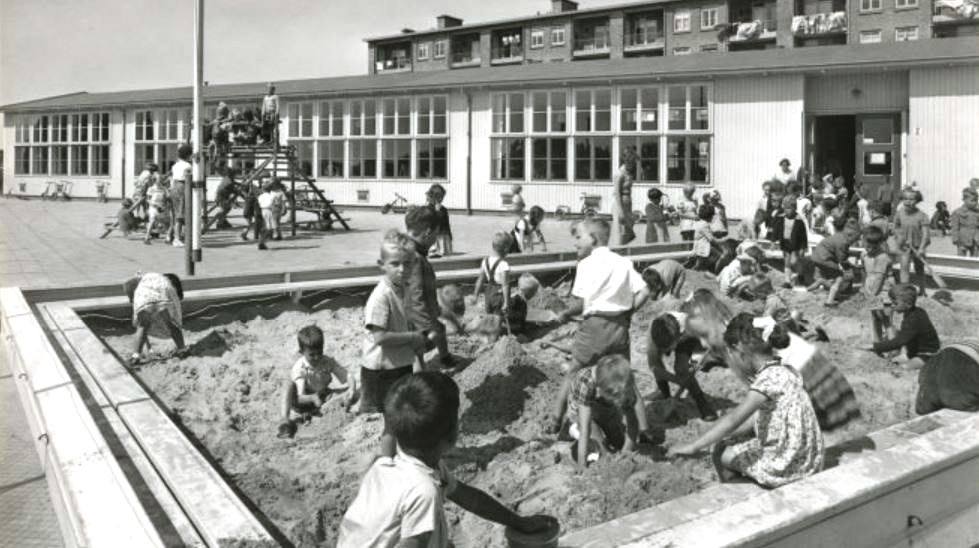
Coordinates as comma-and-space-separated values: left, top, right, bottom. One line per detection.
667, 137, 686, 181
331, 102, 343, 136
575, 90, 591, 132
397, 98, 410, 135
350, 140, 376, 177
641, 88, 659, 131
33, 116, 49, 143
52, 115, 68, 143
531, 137, 567, 181
32, 147, 49, 175
668, 86, 686, 130
491, 137, 524, 180
551, 92, 567, 132
351, 102, 363, 135
492, 94, 507, 133
71, 145, 89, 175
71, 114, 89, 142
594, 90, 611, 131
532, 92, 548, 132
96, 113, 110, 141
575, 136, 611, 181
135, 144, 155, 175
418, 97, 431, 134
382, 139, 410, 178
159, 143, 178, 173
621, 89, 638, 131
318, 141, 344, 177
862, 118, 893, 144
51, 146, 68, 175
417, 138, 447, 179
383, 99, 396, 135
639, 136, 659, 182
92, 145, 110, 175
15, 146, 30, 175
301, 103, 313, 137
690, 86, 708, 130
690, 136, 709, 182
292, 141, 313, 177
509, 93, 524, 133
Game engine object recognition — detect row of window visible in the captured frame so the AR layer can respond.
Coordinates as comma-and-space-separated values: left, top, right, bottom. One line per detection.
14, 113, 111, 144
285, 96, 448, 139
491, 85, 710, 135
135, 109, 189, 142
859, 26, 920, 42
861, 0, 919, 11
490, 135, 710, 183
14, 145, 110, 176
282, 138, 449, 180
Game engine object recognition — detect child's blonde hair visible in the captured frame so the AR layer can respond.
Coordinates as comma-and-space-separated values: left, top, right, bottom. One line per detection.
593, 355, 637, 410
578, 218, 611, 246
491, 231, 513, 256
380, 229, 411, 260
517, 273, 540, 299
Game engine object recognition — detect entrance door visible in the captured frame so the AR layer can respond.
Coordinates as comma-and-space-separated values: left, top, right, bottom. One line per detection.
855, 113, 901, 203
806, 114, 856, 189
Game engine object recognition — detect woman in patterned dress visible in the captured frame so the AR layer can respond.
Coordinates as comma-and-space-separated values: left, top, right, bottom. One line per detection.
668, 314, 824, 488
124, 272, 187, 365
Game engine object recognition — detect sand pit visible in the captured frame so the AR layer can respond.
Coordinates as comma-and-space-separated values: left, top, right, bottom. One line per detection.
91, 271, 979, 547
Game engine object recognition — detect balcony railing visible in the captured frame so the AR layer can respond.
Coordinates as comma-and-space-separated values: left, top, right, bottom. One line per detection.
933, 0, 979, 23
450, 51, 481, 66
573, 35, 611, 54
491, 45, 524, 62
726, 19, 777, 41
624, 28, 665, 47
375, 56, 410, 72
791, 11, 847, 36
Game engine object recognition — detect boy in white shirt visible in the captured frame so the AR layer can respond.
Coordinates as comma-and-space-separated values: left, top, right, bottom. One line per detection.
277, 325, 351, 439
169, 144, 193, 248
338, 372, 556, 547
547, 219, 654, 440
718, 246, 765, 299
359, 232, 427, 414
257, 180, 276, 250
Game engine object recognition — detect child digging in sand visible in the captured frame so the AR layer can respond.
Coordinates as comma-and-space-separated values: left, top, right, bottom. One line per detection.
338, 372, 558, 547
547, 218, 654, 439
358, 233, 427, 417
862, 283, 941, 370
404, 206, 455, 369
669, 319, 824, 487
642, 259, 686, 300
563, 355, 642, 468
124, 272, 187, 365
278, 325, 351, 438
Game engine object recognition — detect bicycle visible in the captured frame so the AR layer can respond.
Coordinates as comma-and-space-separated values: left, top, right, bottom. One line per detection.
555, 192, 602, 221
380, 192, 410, 215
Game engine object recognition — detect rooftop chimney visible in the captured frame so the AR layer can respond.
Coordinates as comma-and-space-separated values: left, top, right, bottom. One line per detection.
551, 0, 578, 12
401, 28, 415, 34
436, 15, 464, 29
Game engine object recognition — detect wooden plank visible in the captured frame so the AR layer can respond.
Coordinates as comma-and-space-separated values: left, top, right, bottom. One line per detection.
118, 401, 272, 545
41, 314, 112, 410
39, 303, 90, 331
104, 412, 207, 548
59, 325, 149, 406
33, 386, 166, 548
5, 314, 72, 392
1, 286, 35, 317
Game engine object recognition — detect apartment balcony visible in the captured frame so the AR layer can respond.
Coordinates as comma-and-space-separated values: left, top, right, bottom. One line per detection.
375, 56, 411, 73
572, 35, 611, 57
932, 0, 979, 24
792, 11, 847, 36
450, 51, 481, 68
491, 45, 524, 65
624, 29, 665, 51
725, 18, 778, 42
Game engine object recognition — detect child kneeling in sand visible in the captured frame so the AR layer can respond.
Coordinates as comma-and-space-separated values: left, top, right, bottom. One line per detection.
277, 325, 351, 438
124, 272, 187, 365
357, 232, 428, 416
338, 372, 557, 547
642, 259, 686, 300
669, 320, 824, 488
562, 355, 642, 469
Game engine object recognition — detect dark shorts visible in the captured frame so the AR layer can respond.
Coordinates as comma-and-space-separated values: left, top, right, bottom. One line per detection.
571, 313, 631, 369
812, 258, 842, 280
171, 182, 186, 221
360, 365, 413, 414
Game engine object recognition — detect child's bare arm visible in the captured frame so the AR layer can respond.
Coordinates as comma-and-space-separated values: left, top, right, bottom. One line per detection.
370, 326, 426, 350
446, 482, 523, 530
669, 392, 766, 456
502, 272, 511, 311
632, 286, 650, 312
576, 406, 592, 469
293, 379, 322, 406
473, 271, 484, 299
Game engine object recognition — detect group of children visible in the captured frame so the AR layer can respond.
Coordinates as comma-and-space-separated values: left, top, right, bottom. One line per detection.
119, 145, 194, 246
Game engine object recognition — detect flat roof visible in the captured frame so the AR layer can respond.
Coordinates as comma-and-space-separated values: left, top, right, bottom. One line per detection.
365, 0, 672, 43
3, 38, 977, 114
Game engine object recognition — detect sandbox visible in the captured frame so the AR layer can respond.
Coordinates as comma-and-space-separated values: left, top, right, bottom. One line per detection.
4, 247, 979, 547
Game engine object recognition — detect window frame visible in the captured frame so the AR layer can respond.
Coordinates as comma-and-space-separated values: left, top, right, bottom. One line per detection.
895, 0, 918, 7
432, 40, 447, 59
573, 136, 613, 182
417, 42, 430, 60
318, 100, 345, 137
574, 88, 613, 133
895, 26, 919, 41
673, 10, 691, 33
531, 137, 569, 182
550, 27, 566, 45
619, 87, 660, 133
530, 30, 545, 49
859, 0, 882, 12
416, 137, 448, 180
287, 102, 315, 139
859, 29, 882, 43
700, 8, 719, 30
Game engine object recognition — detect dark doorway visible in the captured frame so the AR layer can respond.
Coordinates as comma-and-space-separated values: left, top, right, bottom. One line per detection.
813, 115, 855, 191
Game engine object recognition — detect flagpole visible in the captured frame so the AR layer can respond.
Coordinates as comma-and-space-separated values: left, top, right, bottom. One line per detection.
190, 0, 205, 269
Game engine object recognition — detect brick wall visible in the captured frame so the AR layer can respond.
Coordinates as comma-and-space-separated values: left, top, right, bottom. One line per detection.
413, 35, 451, 72
848, 0, 933, 43
665, 1, 728, 54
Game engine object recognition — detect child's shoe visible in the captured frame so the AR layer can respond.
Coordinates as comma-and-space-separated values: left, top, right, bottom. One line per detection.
258, 243, 268, 250
172, 239, 184, 248
240, 231, 249, 241
277, 421, 297, 439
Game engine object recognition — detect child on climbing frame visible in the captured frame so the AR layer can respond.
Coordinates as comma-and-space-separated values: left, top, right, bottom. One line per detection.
669, 319, 824, 488
563, 355, 643, 468
357, 232, 427, 417
641, 259, 686, 300
124, 272, 187, 365
277, 325, 351, 438
338, 372, 558, 547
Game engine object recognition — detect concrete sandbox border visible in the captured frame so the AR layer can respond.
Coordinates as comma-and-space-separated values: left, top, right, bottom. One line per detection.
1, 243, 978, 547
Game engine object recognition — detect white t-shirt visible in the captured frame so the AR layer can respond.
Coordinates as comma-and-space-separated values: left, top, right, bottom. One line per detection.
338, 449, 458, 548
363, 279, 416, 370
481, 256, 510, 286
718, 259, 749, 296
258, 191, 275, 209
290, 355, 346, 394
572, 247, 645, 315
171, 159, 191, 183
678, 197, 698, 232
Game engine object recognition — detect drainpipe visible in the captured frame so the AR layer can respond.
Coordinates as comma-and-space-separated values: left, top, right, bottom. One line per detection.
465, 90, 473, 215
121, 108, 127, 200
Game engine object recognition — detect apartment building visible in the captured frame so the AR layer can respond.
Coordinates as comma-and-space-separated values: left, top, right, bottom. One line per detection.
3, 0, 978, 220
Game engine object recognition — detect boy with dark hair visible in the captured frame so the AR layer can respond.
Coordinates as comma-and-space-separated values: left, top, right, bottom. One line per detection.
642, 258, 686, 300
338, 372, 556, 547
863, 284, 941, 370
647, 312, 717, 420
403, 206, 454, 369
645, 187, 670, 243
808, 220, 860, 307
548, 218, 653, 439
169, 144, 193, 248
950, 188, 979, 257
893, 188, 931, 296
930, 201, 951, 236
277, 325, 350, 438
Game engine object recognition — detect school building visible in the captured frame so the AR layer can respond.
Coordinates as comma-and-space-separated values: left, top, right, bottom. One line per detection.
2, 0, 978, 219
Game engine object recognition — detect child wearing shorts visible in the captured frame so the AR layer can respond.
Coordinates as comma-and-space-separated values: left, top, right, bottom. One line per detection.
124, 272, 187, 364
278, 325, 351, 438
865, 284, 941, 370
404, 206, 454, 369
548, 218, 653, 438
338, 372, 556, 547
472, 231, 513, 316
950, 188, 979, 257
644, 188, 671, 244
257, 181, 276, 250
359, 232, 426, 414
807, 219, 859, 307
893, 189, 930, 296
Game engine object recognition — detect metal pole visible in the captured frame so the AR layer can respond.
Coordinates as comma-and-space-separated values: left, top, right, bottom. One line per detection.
191, 0, 204, 264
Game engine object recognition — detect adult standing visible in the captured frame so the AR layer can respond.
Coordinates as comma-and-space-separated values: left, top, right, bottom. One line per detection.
169, 144, 193, 248
774, 158, 797, 185
613, 147, 638, 245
